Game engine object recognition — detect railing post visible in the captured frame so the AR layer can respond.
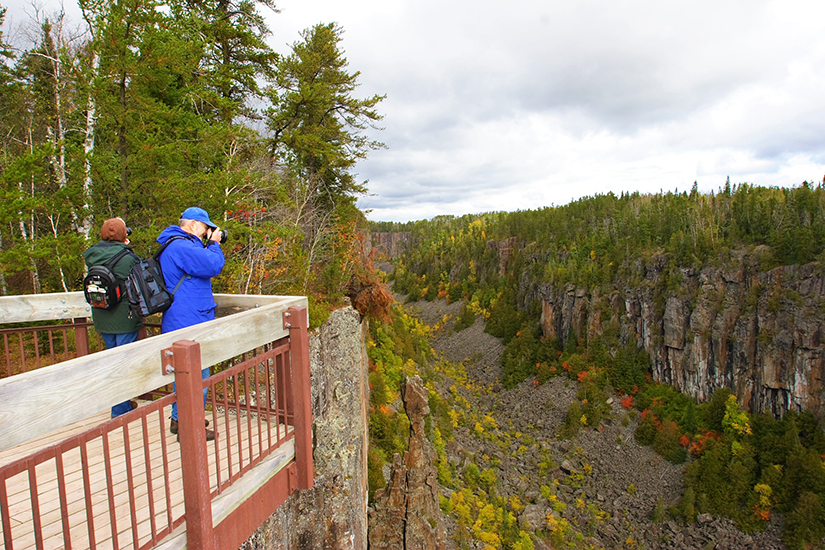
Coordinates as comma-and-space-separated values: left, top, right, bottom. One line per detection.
170, 340, 215, 550
286, 306, 314, 490
73, 318, 89, 357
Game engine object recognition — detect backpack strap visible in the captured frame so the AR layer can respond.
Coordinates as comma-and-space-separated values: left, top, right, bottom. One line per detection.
102, 247, 133, 273
155, 235, 191, 296
170, 274, 191, 295
153, 235, 188, 260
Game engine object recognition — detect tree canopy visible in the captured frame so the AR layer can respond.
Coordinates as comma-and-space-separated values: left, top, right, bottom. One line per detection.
0, 2, 385, 320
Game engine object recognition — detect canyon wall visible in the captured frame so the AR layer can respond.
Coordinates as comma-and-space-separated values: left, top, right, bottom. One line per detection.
243, 306, 370, 549
370, 232, 412, 259
371, 231, 824, 417
535, 250, 825, 417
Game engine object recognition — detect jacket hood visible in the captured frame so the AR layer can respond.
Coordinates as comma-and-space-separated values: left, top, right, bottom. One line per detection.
82, 240, 131, 265
157, 224, 195, 245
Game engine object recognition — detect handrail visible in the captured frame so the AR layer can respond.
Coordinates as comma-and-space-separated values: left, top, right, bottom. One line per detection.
0, 291, 92, 323
0, 294, 314, 550
0, 293, 308, 453
0, 291, 287, 325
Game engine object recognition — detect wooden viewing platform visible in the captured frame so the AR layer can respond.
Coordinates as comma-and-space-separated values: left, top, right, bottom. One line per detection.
0, 293, 314, 550
0, 403, 294, 550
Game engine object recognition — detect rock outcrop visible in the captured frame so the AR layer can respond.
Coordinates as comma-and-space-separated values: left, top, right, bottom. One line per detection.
369, 375, 446, 550
242, 306, 370, 549
371, 232, 413, 259
536, 250, 825, 417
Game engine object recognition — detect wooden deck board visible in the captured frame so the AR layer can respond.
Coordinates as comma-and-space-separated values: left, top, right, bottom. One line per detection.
0, 401, 290, 550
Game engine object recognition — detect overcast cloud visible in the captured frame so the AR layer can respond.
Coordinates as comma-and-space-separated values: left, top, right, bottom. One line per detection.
266, 0, 825, 222
7, 0, 825, 222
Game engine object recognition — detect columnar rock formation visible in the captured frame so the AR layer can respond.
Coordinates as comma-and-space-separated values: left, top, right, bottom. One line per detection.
537, 251, 825, 417
369, 375, 446, 550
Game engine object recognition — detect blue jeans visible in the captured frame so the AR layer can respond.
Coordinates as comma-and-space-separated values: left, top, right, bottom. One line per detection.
170, 367, 210, 421
101, 332, 140, 417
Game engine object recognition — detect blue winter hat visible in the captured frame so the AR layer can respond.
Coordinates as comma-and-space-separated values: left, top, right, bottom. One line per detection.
181, 206, 217, 229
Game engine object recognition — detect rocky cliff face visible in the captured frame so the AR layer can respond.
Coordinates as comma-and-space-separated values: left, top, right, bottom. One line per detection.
536, 250, 825, 417
370, 232, 412, 259
368, 375, 446, 550
242, 306, 370, 549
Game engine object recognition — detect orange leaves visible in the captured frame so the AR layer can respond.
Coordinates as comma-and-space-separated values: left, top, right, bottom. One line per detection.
688, 430, 721, 457
753, 507, 770, 521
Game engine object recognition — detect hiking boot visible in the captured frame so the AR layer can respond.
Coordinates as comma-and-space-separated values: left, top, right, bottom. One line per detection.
170, 418, 214, 441
169, 417, 209, 435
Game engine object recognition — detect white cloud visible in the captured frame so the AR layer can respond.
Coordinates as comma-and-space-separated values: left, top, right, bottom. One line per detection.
7, 0, 825, 222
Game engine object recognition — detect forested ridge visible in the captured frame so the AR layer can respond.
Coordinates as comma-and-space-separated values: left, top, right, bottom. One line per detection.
370, 183, 825, 548
0, 1, 386, 320
377, 181, 825, 296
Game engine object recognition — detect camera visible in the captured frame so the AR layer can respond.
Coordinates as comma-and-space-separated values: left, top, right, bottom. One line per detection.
126, 227, 132, 236
208, 228, 228, 244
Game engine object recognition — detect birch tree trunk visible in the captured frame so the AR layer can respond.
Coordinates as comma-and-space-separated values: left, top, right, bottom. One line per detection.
48, 214, 69, 292
19, 181, 42, 294
79, 48, 99, 240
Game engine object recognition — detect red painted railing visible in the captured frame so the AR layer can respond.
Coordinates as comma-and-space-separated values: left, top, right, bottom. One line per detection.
0, 295, 313, 550
1, 321, 162, 379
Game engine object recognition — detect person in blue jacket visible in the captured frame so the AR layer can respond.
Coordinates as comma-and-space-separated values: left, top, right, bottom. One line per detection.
157, 206, 225, 440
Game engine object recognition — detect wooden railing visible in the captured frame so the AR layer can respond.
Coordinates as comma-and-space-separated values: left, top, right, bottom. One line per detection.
0, 292, 314, 550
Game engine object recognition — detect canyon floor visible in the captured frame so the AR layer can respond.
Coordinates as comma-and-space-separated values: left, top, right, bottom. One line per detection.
402, 296, 787, 550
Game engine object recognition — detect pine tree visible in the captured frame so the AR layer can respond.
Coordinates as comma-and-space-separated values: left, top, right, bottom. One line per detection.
266, 22, 385, 208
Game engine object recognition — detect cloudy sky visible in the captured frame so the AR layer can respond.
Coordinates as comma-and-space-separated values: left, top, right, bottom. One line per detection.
6, 1, 825, 222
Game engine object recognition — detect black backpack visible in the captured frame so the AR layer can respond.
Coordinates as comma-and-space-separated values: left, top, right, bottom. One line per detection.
125, 236, 189, 317
83, 248, 133, 310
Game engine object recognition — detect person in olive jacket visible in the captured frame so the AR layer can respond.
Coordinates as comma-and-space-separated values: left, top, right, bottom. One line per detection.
82, 217, 143, 417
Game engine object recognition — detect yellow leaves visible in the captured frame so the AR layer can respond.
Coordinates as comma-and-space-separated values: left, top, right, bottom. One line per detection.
545, 513, 570, 533
753, 483, 774, 521
722, 394, 752, 437
481, 413, 498, 431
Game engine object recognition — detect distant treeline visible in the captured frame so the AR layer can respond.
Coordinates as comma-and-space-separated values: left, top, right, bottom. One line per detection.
375, 182, 825, 297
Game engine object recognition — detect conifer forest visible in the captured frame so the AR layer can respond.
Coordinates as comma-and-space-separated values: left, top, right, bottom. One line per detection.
0, 1, 384, 316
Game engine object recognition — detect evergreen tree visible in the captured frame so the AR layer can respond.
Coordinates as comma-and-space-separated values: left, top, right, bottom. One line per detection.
266, 22, 385, 208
